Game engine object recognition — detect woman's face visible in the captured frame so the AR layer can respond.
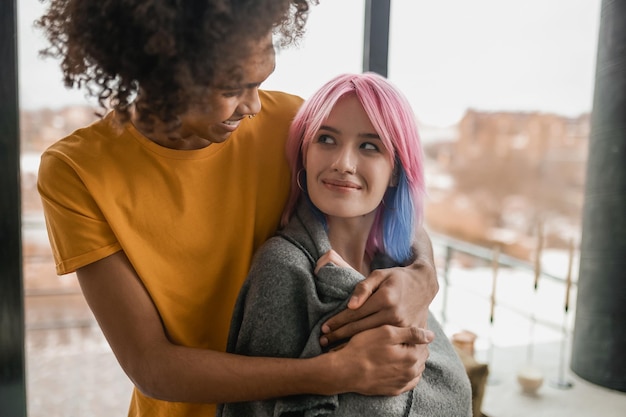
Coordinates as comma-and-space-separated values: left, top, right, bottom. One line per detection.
177, 37, 276, 146
305, 95, 394, 221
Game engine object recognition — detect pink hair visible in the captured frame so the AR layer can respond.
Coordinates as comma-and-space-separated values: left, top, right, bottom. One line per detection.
282, 72, 425, 261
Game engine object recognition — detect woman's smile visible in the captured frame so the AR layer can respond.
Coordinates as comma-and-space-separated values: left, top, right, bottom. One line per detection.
322, 178, 362, 191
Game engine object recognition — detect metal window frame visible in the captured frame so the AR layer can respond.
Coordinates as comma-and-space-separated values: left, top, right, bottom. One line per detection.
2, 1, 622, 414
362, 0, 390, 76
0, 0, 27, 416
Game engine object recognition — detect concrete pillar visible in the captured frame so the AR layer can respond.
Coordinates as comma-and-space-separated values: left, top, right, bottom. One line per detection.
571, 0, 626, 392
362, 0, 390, 77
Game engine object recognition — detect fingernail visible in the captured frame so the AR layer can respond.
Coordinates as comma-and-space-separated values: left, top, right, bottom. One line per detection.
320, 336, 328, 347
321, 324, 330, 334
425, 330, 435, 342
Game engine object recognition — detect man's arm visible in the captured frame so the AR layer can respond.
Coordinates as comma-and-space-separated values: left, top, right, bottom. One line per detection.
319, 225, 438, 347
77, 250, 430, 403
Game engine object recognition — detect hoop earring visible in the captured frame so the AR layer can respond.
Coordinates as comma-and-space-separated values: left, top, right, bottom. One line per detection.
296, 169, 307, 192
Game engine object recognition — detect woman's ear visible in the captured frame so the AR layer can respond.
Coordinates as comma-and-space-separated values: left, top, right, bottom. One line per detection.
301, 147, 307, 169
389, 167, 399, 187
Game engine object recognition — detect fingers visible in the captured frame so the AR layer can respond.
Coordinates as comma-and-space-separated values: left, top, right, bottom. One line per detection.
336, 325, 431, 396
324, 323, 433, 349
406, 325, 435, 345
321, 270, 388, 331
319, 262, 435, 347
320, 276, 401, 346
378, 327, 431, 394
321, 311, 379, 347
382, 324, 434, 346
314, 249, 354, 274
346, 269, 387, 309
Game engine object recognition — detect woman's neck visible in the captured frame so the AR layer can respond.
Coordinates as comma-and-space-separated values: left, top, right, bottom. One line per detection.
326, 215, 375, 276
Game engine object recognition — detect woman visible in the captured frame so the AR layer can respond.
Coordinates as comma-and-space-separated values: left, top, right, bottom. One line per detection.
219, 73, 472, 416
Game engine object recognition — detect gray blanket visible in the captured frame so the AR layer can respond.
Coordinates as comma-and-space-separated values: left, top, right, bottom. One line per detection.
217, 201, 472, 416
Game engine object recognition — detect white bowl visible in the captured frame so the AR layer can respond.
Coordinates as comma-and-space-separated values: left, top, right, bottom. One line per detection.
517, 366, 544, 394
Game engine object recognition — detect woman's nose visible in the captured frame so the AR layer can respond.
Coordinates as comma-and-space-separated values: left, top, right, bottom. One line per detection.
332, 147, 356, 174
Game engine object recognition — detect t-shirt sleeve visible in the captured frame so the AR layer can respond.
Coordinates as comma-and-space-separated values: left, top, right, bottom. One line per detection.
37, 148, 121, 274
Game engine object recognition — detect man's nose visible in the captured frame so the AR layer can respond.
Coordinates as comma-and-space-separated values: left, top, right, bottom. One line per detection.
240, 88, 261, 116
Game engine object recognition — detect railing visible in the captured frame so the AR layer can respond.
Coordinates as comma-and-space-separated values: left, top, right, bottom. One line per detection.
431, 231, 577, 331
24, 226, 578, 337
429, 231, 578, 387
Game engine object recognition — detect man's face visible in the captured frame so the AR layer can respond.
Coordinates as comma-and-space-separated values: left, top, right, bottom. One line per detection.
179, 37, 276, 145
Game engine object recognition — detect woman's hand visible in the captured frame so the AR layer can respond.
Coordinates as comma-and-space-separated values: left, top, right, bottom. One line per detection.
314, 248, 354, 274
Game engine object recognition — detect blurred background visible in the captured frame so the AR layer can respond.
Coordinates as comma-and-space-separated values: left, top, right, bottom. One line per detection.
17, 1, 626, 416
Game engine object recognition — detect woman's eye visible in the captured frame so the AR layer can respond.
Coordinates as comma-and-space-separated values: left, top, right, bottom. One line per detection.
317, 134, 335, 144
361, 142, 379, 151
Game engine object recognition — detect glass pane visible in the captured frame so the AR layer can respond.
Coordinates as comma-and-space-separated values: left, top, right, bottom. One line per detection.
18, 2, 131, 416
19, 1, 616, 417
17, 1, 366, 414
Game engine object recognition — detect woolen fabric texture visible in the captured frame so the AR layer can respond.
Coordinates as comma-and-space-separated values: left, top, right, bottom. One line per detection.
217, 201, 472, 417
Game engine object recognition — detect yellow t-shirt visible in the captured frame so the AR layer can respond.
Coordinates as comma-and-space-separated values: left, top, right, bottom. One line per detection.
37, 90, 303, 416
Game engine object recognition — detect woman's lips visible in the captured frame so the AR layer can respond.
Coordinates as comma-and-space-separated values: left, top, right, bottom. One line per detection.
322, 178, 361, 190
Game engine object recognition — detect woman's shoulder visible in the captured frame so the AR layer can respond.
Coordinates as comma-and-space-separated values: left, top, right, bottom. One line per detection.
253, 233, 316, 271
248, 208, 321, 282
243, 234, 317, 301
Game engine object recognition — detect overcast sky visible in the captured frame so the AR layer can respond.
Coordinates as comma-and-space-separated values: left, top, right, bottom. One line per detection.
19, 0, 601, 127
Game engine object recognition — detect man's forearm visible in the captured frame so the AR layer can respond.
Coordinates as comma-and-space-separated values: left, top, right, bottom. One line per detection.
411, 225, 439, 302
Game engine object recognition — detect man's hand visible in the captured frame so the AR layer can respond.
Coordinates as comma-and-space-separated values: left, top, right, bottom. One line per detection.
319, 226, 438, 348
329, 325, 432, 396
320, 262, 436, 347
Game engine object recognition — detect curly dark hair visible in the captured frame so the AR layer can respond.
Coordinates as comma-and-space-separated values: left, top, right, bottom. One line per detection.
36, 0, 316, 125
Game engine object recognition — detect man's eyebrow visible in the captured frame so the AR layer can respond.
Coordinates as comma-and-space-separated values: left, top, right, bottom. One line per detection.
215, 81, 262, 90
214, 55, 275, 90
319, 125, 380, 139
